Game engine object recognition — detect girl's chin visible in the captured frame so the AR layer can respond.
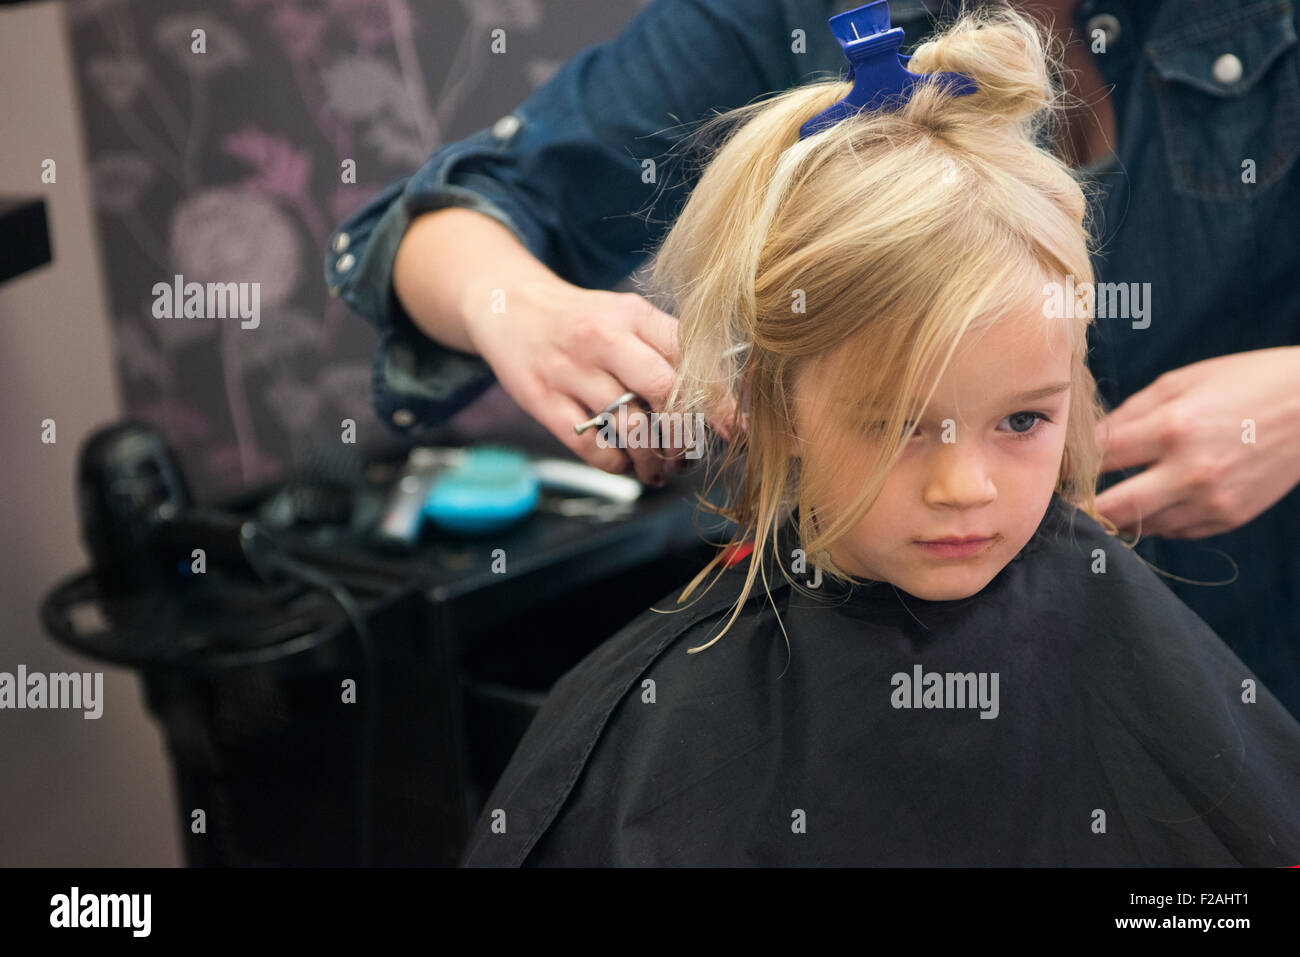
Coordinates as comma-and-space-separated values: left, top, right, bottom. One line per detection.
891, 565, 1002, 602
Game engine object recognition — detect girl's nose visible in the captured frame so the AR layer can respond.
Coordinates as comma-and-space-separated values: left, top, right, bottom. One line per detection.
921, 443, 997, 510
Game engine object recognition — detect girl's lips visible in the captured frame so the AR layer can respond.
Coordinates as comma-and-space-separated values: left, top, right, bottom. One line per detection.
913, 536, 996, 559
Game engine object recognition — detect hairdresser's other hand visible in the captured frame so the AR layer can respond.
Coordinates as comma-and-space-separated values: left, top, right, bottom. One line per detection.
463, 278, 740, 485
1092, 346, 1300, 539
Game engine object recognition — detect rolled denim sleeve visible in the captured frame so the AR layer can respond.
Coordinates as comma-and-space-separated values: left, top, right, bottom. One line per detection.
325, 0, 842, 433
324, 127, 533, 434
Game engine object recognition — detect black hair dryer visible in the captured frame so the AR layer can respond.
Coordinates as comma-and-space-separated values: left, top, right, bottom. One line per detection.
77, 421, 257, 597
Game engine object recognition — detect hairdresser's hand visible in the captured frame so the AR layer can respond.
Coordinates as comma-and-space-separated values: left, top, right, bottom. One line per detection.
463, 277, 741, 485
1092, 346, 1300, 539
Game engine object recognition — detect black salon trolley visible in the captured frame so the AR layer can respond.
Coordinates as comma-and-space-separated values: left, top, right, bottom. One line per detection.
42, 466, 724, 866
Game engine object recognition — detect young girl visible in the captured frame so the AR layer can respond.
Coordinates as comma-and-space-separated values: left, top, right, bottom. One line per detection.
459, 4, 1300, 866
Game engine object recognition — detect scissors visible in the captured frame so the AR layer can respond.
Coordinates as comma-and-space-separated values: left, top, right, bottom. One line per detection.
571, 343, 751, 436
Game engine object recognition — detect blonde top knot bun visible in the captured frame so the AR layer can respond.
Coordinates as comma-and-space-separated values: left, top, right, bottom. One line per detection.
905, 4, 1061, 134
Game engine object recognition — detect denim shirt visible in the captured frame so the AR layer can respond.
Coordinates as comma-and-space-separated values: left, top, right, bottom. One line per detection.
325, 0, 1300, 715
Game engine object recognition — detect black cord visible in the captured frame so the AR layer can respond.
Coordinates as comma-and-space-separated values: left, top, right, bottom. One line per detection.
240, 524, 378, 868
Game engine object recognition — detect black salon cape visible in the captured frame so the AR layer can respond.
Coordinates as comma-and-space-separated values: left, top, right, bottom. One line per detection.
459, 494, 1300, 866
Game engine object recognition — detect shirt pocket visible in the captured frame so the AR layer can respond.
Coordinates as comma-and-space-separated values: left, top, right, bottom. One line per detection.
1146, 0, 1300, 199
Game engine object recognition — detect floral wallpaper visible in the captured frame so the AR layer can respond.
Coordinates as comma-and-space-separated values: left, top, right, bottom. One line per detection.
67, 0, 646, 503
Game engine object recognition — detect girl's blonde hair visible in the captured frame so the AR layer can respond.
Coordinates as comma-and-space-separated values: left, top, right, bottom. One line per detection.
642, 2, 1118, 650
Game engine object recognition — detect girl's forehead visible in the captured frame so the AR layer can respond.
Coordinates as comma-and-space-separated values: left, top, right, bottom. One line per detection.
793, 285, 1079, 396
811, 323, 1073, 413
840, 380, 1072, 418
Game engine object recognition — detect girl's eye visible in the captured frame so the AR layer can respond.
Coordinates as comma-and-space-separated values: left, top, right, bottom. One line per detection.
862, 413, 1052, 440
1000, 411, 1052, 438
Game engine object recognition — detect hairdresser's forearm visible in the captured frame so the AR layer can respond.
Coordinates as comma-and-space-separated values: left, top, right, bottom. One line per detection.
392, 207, 568, 355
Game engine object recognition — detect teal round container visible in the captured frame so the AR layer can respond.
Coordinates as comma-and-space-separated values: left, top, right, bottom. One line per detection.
422, 446, 540, 534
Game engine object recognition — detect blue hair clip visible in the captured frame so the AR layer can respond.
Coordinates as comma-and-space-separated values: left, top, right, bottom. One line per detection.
799, 0, 978, 140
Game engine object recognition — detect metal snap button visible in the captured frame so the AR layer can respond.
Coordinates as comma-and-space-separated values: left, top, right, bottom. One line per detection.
332, 232, 350, 254
391, 409, 415, 427
1212, 52, 1243, 85
336, 252, 356, 272
492, 114, 521, 141
1085, 13, 1121, 47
